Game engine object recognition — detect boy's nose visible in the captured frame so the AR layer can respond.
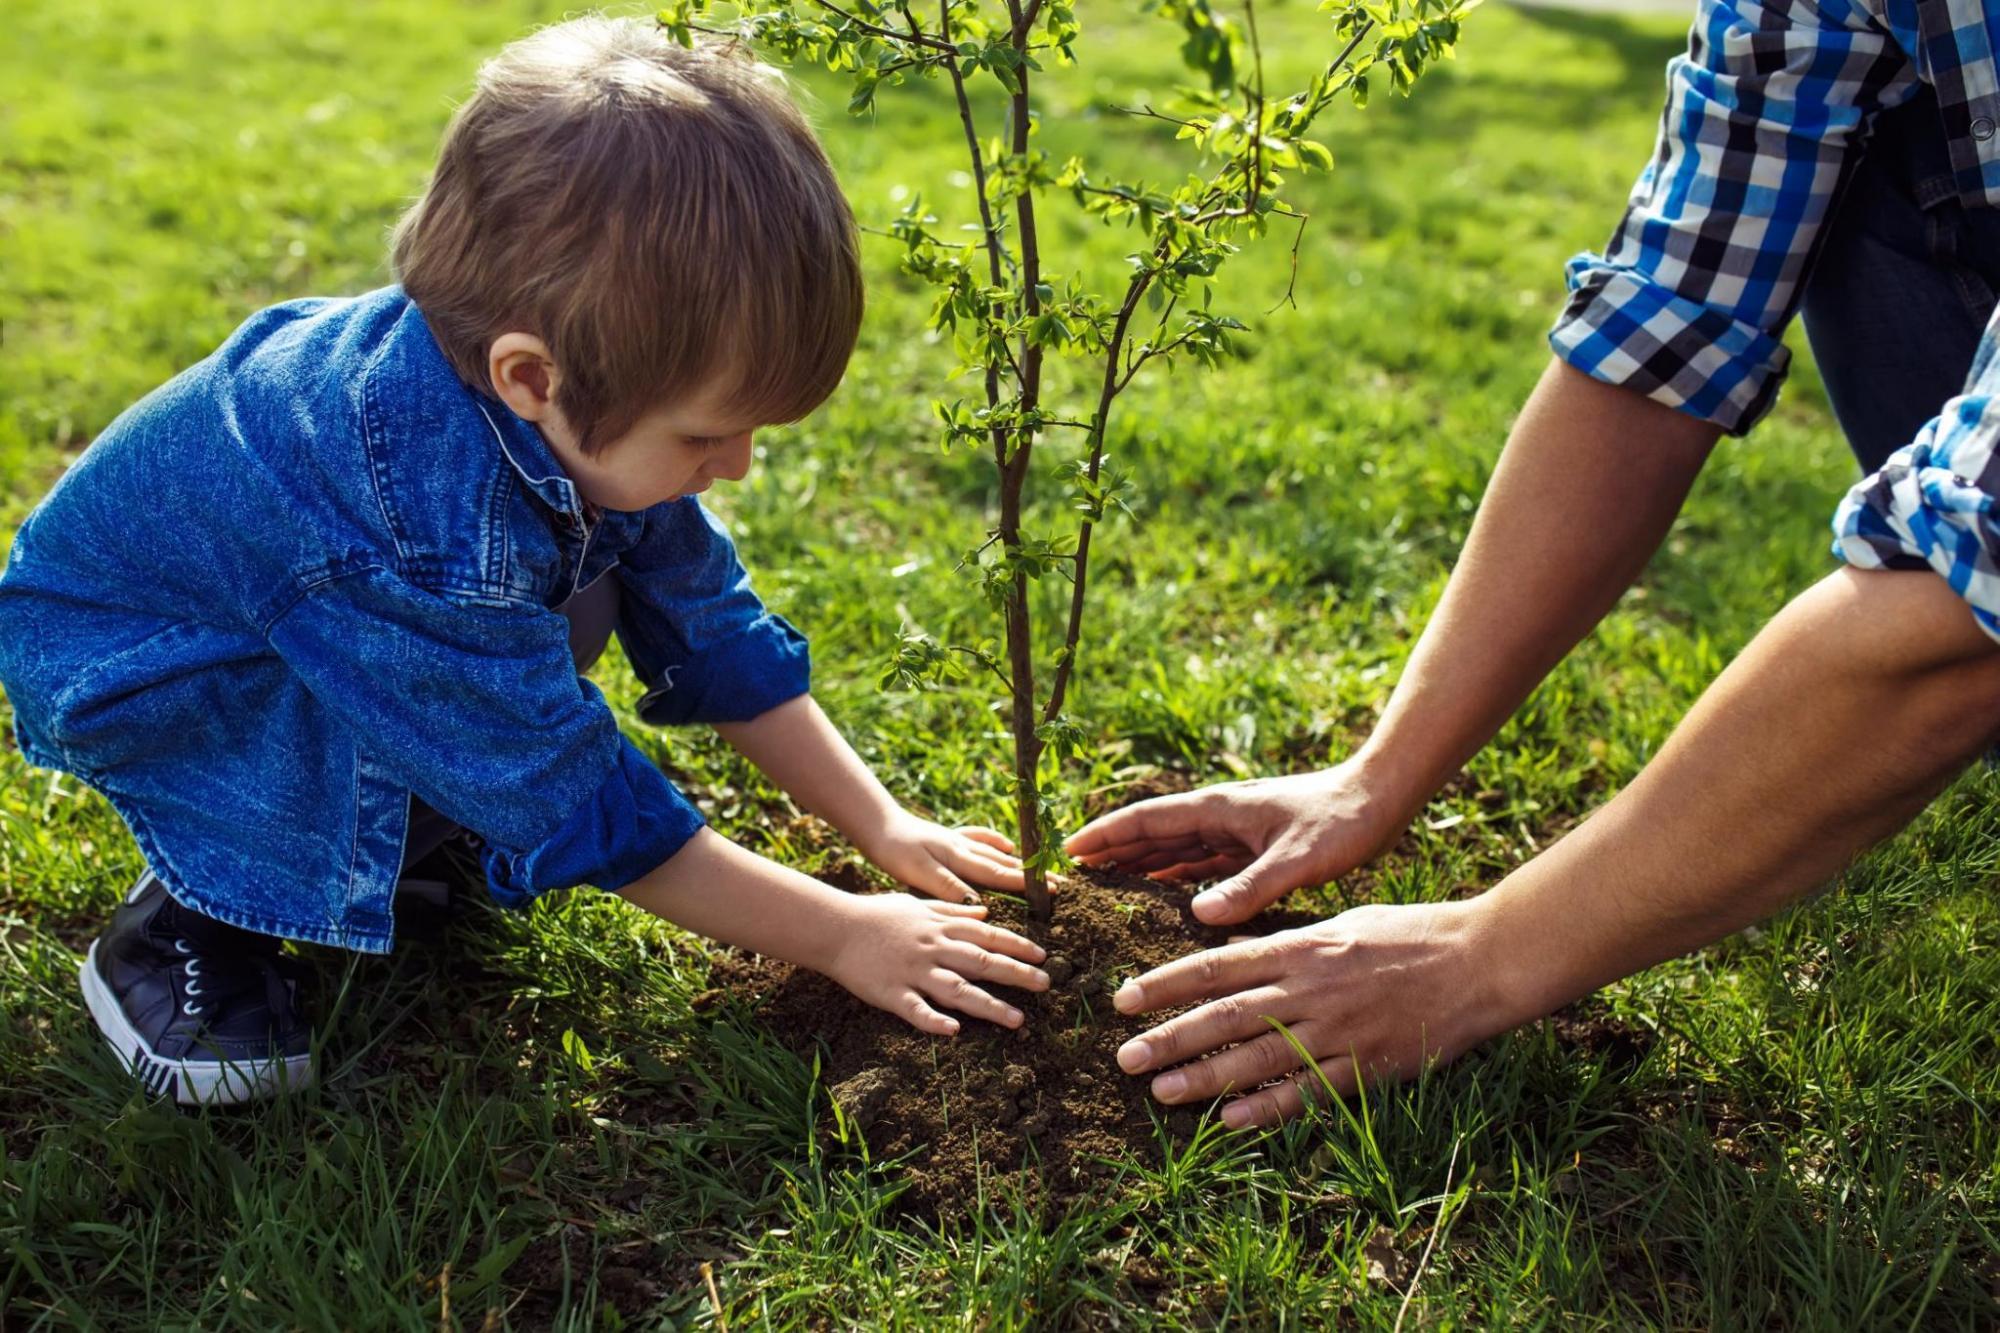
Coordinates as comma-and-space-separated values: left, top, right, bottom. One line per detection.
709, 433, 754, 482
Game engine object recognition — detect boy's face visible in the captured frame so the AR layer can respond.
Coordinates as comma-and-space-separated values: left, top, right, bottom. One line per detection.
485, 332, 760, 514
538, 382, 760, 515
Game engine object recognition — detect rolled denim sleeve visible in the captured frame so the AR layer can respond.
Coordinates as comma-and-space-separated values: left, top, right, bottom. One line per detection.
1550, 0, 1917, 435
1833, 324, 2000, 644
265, 565, 705, 903
614, 497, 811, 727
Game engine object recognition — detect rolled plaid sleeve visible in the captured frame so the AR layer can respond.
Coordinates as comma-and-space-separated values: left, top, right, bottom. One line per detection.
1834, 317, 2000, 642
1551, 0, 1919, 435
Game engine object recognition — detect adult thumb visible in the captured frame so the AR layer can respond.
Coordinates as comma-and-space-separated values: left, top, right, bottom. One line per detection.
1190, 854, 1292, 925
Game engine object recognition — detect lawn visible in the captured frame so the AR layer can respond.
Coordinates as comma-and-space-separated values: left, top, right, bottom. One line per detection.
4, 0, 1998, 1327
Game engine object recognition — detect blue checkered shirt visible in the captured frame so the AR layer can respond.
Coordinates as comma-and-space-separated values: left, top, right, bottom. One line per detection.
1550, 0, 2000, 434
1834, 304, 2000, 640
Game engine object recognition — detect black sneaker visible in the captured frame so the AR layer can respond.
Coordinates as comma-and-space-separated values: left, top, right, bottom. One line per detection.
78, 871, 315, 1106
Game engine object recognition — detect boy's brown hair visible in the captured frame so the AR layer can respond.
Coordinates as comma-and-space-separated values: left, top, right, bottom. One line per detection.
392, 17, 863, 454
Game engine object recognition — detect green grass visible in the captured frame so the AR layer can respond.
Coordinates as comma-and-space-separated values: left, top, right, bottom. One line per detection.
4, 0, 1999, 1326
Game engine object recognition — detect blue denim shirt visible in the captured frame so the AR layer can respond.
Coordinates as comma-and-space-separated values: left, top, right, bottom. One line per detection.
0, 287, 809, 953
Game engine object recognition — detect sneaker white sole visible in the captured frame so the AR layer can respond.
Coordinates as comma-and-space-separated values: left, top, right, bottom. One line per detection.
78, 940, 316, 1107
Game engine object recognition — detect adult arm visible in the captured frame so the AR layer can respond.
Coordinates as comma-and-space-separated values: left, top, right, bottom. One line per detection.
1069, 359, 1718, 921
1070, 0, 1921, 921
1112, 564, 2000, 1126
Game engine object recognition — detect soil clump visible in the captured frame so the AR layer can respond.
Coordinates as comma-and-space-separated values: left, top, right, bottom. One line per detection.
709, 866, 1314, 1217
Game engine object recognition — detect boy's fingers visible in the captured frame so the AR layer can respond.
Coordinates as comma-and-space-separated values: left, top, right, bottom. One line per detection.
954, 848, 1027, 891
942, 942, 1049, 992
897, 990, 962, 1037
926, 900, 989, 918
924, 970, 1023, 1029
947, 918, 1048, 965
918, 866, 980, 904
970, 843, 1025, 869
958, 826, 1018, 853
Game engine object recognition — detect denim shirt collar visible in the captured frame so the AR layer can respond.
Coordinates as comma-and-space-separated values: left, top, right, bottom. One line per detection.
475, 397, 587, 527
380, 288, 587, 527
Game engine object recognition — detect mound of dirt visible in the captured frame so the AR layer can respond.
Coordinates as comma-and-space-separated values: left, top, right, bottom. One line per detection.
708, 866, 1314, 1217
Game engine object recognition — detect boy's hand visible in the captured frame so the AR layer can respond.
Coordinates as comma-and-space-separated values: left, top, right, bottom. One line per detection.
857, 810, 1026, 904
825, 896, 1050, 1035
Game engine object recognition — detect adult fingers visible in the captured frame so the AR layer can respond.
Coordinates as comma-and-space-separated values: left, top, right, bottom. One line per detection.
1112, 936, 1282, 1016
1145, 1027, 1313, 1106
1114, 984, 1291, 1074
945, 918, 1049, 967
1219, 1057, 1356, 1129
1107, 840, 1224, 876
940, 940, 1050, 992
957, 826, 1018, 854
1188, 843, 1310, 925
923, 970, 1024, 1029
894, 989, 963, 1037
1072, 832, 1209, 868
1065, 791, 1219, 859
1147, 852, 1252, 884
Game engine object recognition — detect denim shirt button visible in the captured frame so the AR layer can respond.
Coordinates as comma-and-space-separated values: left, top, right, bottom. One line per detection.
1973, 116, 1996, 142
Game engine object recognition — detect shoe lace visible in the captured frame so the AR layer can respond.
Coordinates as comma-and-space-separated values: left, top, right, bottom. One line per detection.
171, 937, 271, 1019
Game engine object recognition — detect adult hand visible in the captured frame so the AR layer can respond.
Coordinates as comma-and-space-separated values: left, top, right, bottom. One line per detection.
1111, 899, 1521, 1127
1064, 760, 1413, 925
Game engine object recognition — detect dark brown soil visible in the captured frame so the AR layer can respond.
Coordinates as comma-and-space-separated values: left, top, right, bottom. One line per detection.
709, 865, 1318, 1218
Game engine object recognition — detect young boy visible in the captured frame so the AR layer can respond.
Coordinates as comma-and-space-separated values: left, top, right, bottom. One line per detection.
0, 16, 1048, 1107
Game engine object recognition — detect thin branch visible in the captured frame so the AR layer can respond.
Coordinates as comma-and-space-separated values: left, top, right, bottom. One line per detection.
1123, 287, 1180, 385
1115, 326, 1201, 395
1267, 206, 1310, 313
1243, 0, 1266, 223
1040, 233, 1169, 725
949, 643, 1017, 693
936, 0, 1014, 479
810, 0, 953, 51
1013, 0, 1046, 40
1108, 102, 1205, 131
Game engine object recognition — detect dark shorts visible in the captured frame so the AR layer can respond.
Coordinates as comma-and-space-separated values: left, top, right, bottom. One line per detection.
1802, 85, 2000, 474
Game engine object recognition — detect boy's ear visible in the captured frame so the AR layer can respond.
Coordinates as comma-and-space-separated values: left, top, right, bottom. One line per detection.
487, 332, 562, 422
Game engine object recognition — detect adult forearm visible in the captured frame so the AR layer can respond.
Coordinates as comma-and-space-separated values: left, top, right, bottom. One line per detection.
1478, 567, 2000, 1024
1357, 359, 1720, 817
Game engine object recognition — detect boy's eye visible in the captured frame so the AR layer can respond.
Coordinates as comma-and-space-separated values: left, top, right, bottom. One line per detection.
687, 436, 728, 448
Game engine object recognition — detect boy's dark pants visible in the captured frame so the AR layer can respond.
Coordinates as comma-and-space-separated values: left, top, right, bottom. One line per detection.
1802, 86, 2000, 473
402, 575, 622, 869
